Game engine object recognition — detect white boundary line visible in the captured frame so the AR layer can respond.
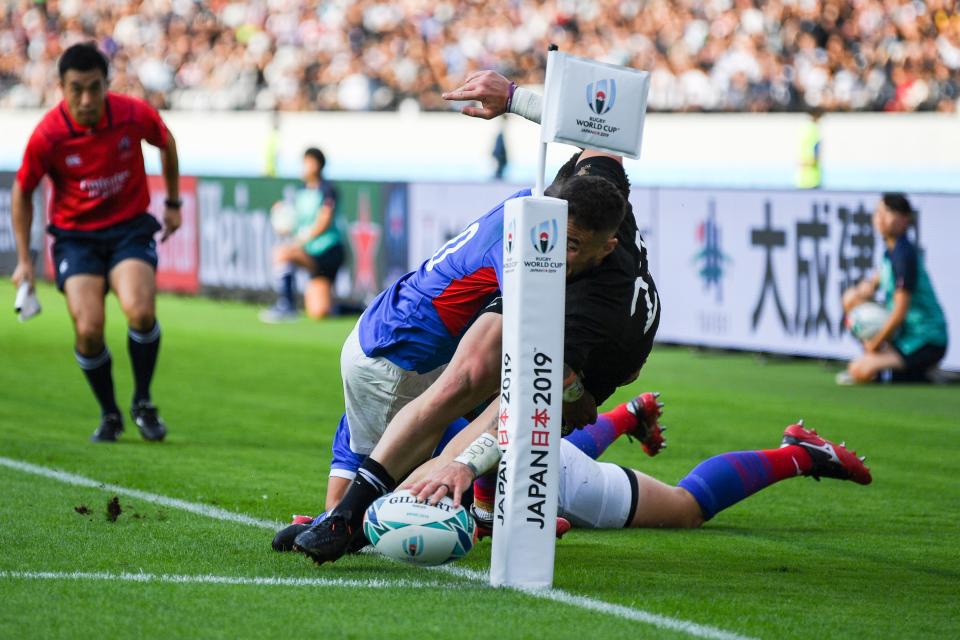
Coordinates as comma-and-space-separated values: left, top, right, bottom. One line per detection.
0, 456, 281, 530
0, 570, 450, 589
0, 456, 755, 640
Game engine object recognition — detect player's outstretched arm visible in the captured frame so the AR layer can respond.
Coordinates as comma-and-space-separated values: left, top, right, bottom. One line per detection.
10, 181, 35, 288
160, 134, 181, 242
403, 402, 502, 507
443, 70, 622, 169
442, 70, 513, 120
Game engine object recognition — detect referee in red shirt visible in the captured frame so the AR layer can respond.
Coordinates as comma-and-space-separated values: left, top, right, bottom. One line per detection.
10, 43, 181, 443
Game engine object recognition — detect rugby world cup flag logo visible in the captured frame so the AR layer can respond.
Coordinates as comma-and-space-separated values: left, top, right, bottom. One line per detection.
506, 218, 515, 254
530, 219, 559, 254
586, 79, 617, 115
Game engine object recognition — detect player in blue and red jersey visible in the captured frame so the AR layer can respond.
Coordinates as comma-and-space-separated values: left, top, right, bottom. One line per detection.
357, 187, 523, 376
10, 43, 181, 443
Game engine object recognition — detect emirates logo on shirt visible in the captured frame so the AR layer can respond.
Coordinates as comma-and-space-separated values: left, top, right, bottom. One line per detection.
79, 170, 131, 199
65, 154, 82, 167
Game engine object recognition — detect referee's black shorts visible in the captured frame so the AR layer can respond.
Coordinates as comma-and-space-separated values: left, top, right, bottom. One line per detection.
49, 213, 161, 291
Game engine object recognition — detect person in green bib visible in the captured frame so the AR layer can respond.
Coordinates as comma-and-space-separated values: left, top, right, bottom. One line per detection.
840, 193, 948, 384
261, 148, 345, 322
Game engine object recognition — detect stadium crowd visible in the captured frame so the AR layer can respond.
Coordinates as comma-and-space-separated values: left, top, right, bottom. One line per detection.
1, 0, 958, 113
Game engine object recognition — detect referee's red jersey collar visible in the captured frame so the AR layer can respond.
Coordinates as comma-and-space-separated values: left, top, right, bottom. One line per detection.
58, 93, 114, 134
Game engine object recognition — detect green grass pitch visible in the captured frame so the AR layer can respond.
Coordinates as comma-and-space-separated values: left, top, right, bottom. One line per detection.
1, 283, 957, 639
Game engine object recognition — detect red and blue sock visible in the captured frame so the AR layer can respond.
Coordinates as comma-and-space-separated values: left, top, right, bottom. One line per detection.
473, 473, 496, 515
677, 446, 812, 520
563, 403, 639, 460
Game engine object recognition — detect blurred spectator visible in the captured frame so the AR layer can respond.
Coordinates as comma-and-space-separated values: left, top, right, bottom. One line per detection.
0, 0, 957, 113
492, 121, 508, 180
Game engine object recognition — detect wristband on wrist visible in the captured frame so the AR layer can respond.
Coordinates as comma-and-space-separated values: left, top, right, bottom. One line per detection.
505, 81, 517, 113
563, 376, 585, 403
453, 432, 501, 477
164, 198, 182, 209
508, 86, 543, 124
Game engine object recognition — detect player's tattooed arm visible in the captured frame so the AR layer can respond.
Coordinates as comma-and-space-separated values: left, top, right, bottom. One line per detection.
402, 402, 501, 506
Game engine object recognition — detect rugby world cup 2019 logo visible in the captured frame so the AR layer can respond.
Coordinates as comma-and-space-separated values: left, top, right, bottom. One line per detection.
586, 79, 616, 115
506, 218, 515, 254
402, 534, 425, 558
530, 219, 558, 254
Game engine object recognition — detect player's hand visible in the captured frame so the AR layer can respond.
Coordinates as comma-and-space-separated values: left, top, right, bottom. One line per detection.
856, 279, 875, 300
404, 461, 476, 508
11, 259, 34, 289
562, 389, 598, 432
442, 70, 511, 119
161, 206, 181, 242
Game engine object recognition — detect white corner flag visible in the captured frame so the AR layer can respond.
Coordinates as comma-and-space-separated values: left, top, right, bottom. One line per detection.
490, 49, 650, 590
541, 52, 651, 159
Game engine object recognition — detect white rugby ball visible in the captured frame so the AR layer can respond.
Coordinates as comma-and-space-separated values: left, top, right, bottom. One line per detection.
846, 302, 890, 341
270, 201, 296, 237
363, 489, 476, 567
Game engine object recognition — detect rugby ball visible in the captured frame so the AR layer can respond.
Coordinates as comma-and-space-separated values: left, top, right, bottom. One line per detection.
363, 489, 476, 567
846, 302, 890, 341
270, 201, 296, 237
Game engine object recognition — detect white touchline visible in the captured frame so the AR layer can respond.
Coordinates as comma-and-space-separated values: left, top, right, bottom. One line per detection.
0, 570, 449, 590
0, 456, 755, 640
0, 455, 282, 530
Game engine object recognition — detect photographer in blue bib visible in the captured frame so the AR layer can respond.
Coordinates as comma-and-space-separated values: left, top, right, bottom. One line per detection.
839, 193, 948, 384
261, 147, 345, 322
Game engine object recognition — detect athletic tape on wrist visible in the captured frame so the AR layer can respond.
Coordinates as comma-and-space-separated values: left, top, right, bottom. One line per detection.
563, 377, 585, 402
453, 432, 501, 477
508, 87, 542, 125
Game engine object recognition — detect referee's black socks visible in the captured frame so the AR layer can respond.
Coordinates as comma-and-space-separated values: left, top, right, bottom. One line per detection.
128, 321, 161, 404
335, 458, 396, 529
75, 348, 120, 417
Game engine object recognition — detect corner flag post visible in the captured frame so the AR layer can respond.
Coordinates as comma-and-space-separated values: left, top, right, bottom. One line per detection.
490, 48, 651, 589
490, 47, 567, 589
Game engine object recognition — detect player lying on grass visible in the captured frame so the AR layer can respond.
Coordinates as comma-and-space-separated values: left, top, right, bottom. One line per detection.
272, 392, 666, 550
404, 418, 871, 533
838, 193, 948, 385
10, 43, 179, 442
275, 406, 871, 546
292, 70, 660, 564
